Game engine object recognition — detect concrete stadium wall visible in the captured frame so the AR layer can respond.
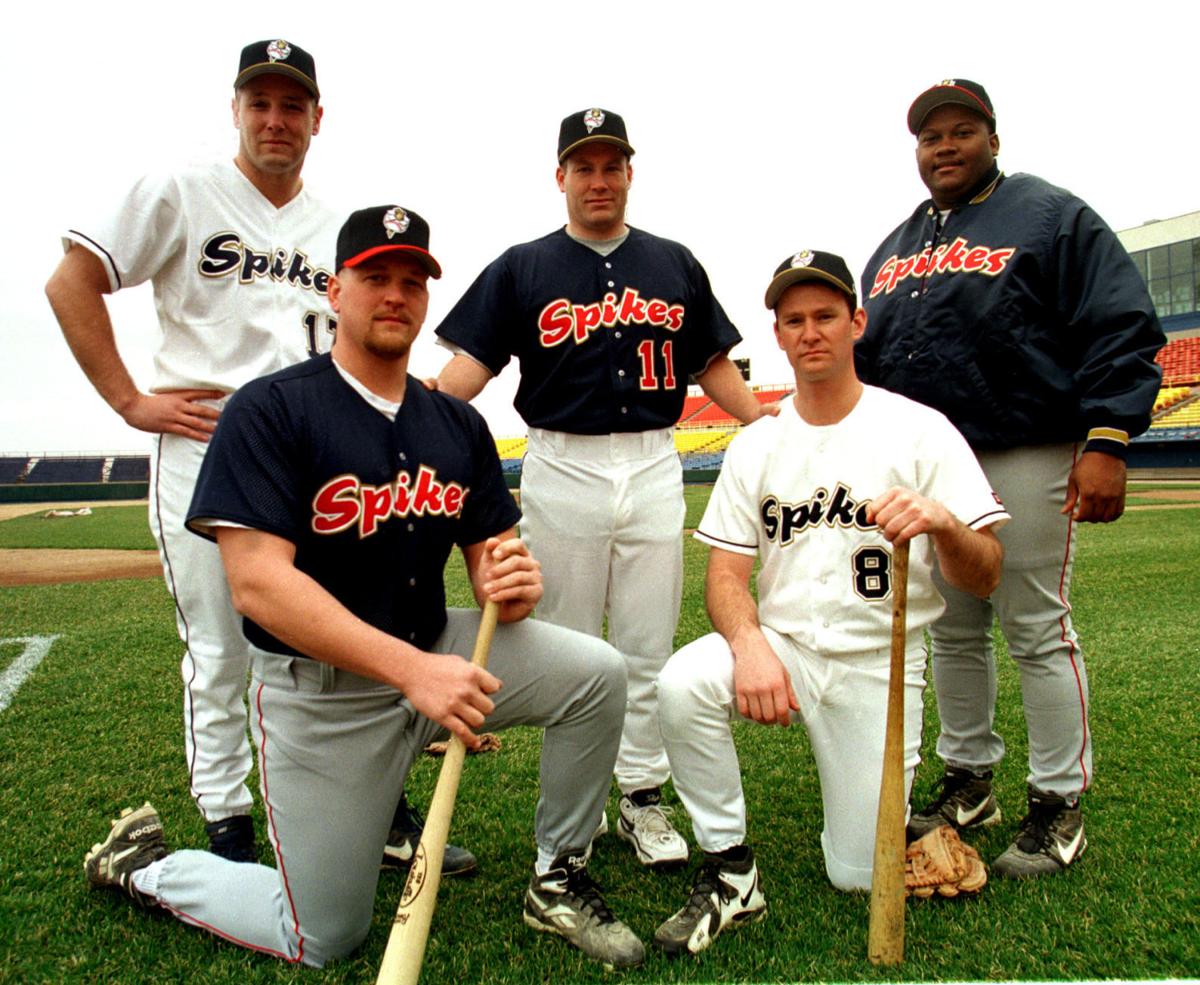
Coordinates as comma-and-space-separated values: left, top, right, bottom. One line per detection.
0, 482, 149, 504
1127, 442, 1200, 470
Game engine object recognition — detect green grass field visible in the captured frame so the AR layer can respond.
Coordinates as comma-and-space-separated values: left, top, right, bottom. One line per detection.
1, 493, 1197, 983
0, 505, 156, 550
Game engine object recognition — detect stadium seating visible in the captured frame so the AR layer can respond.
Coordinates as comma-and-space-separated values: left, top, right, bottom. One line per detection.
677, 394, 712, 424
677, 385, 792, 428
676, 428, 739, 470
753, 386, 793, 405
496, 437, 527, 458
1151, 396, 1200, 432
1156, 336, 1200, 386
0, 457, 30, 484
1152, 386, 1191, 414
24, 457, 106, 483
674, 429, 731, 455
109, 456, 151, 482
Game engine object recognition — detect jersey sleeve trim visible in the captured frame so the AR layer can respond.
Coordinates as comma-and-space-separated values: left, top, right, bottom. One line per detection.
65, 230, 121, 291
435, 338, 494, 374
185, 511, 297, 545
965, 507, 1011, 531
694, 529, 757, 555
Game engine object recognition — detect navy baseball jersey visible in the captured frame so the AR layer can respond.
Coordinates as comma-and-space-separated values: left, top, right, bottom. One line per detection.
435, 227, 742, 434
187, 353, 520, 656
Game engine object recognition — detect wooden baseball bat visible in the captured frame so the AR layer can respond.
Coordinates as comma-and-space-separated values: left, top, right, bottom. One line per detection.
376, 600, 499, 985
868, 538, 909, 966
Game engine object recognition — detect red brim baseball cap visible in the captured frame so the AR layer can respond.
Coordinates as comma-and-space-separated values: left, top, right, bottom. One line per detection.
335, 206, 442, 278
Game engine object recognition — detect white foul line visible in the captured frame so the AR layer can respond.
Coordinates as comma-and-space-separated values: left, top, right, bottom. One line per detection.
0, 635, 61, 714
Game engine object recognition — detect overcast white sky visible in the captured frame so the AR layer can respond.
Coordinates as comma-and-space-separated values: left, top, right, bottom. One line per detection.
2, 0, 1195, 454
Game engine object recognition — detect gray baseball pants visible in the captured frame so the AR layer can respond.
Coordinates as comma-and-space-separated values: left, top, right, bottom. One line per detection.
929, 442, 1092, 798
134, 609, 626, 967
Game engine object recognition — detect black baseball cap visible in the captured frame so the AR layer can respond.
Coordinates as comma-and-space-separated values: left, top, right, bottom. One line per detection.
907, 79, 994, 134
335, 206, 442, 278
557, 108, 635, 163
235, 40, 319, 100
764, 250, 857, 310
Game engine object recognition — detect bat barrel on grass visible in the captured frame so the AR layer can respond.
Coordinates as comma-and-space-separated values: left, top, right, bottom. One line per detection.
376, 600, 499, 985
868, 538, 909, 966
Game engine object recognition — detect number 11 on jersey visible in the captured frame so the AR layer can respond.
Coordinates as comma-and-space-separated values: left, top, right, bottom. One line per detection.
637, 339, 676, 390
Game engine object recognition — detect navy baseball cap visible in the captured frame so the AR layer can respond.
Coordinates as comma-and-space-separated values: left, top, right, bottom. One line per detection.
557, 108, 636, 163
907, 79, 994, 134
336, 206, 442, 278
235, 40, 319, 100
764, 250, 857, 310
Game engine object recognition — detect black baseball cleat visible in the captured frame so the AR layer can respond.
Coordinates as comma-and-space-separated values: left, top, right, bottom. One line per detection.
907, 766, 1001, 840
992, 788, 1086, 878
382, 792, 478, 877
84, 803, 169, 908
206, 814, 258, 863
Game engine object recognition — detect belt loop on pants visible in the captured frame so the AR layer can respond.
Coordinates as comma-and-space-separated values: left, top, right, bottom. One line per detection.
251, 649, 388, 694
527, 426, 674, 464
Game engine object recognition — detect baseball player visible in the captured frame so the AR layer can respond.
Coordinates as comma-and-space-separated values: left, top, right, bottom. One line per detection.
81, 206, 645, 971
856, 80, 1165, 877
43, 40, 470, 875
651, 251, 1007, 957
434, 109, 771, 867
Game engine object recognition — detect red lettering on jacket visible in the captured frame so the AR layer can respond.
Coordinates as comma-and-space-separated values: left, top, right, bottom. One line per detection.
868, 238, 1018, 298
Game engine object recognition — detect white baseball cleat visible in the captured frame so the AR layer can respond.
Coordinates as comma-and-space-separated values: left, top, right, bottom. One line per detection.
654, 846, 766, 956
616, 788, 688, 868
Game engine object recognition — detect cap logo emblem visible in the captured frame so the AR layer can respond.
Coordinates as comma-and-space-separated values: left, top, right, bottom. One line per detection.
583, 108, 605, 133
383, 208, 411, 239
939, 78, 957, 86
790, 251, 815, 269
266, 40, 293, 63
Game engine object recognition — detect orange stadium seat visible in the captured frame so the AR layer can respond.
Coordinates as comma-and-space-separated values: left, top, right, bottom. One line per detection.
1155, 337, 1200, 386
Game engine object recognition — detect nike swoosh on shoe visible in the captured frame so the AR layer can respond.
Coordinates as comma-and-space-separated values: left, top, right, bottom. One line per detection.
1055, 826, 1086, 865
955, 800, 991, 826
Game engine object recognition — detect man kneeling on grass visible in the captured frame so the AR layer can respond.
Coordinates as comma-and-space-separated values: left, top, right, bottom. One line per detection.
81, 205, 644, 971
651, 250, 1008, 956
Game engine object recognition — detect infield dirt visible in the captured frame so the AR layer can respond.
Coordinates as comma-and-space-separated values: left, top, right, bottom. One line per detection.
2, 491, 1198, 588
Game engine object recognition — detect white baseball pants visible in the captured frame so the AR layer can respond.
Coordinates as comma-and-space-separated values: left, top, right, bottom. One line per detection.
658, 627, 926, 891
520, 427, 684, 795
149, 421, 256, 822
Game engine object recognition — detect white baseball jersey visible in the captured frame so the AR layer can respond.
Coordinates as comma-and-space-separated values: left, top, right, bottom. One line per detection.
695, 385, 1008, 654
60, 160, 340, 824
64, 160, 339, 392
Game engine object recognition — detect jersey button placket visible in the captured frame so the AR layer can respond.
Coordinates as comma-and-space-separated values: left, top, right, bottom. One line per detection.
605, 258, 632, 428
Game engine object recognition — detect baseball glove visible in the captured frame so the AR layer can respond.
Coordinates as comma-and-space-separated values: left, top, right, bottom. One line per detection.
904, 825, 987, 898
423, 732, 502, 756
